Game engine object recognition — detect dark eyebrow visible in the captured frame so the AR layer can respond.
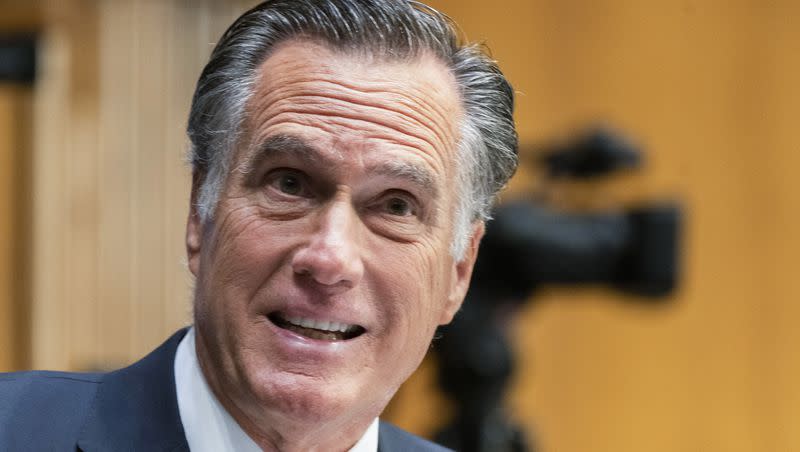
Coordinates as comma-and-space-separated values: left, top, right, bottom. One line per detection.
242, 134, 319, 173
368, 160, 438, 200
242, 133, 440, 199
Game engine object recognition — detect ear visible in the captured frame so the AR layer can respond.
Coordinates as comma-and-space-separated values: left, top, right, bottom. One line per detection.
186, 171, 205, 278
439, 221, 485, 325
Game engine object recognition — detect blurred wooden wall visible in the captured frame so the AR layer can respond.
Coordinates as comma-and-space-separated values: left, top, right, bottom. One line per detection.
1, 1, 798, 451
0, 85, 32, 371
0, 0, 37, 376
18, 0, 262, 371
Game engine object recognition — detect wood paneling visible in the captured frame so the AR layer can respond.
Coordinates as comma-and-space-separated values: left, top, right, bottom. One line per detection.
0, 1, 40, 31
29, 0, 261, 371
0, 88, 19, 370
0, 85, 32, 372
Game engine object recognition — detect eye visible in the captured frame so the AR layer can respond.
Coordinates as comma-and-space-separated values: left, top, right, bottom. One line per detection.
277, 173, 301, 195
382, 194, 417, 217
386, 197, 411, 216
265, 169, 311, 198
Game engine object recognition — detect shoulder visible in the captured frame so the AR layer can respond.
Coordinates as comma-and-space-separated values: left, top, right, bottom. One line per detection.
0, 370, 102, 448
378, 421, 453, 452
0, 369, 102, 410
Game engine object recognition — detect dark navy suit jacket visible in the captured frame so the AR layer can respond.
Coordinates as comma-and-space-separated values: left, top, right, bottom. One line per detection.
0, 329, 450, 451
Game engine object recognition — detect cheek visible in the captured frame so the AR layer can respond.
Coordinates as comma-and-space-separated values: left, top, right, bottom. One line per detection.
199, 209, 291, 310
374, 240, 452, 336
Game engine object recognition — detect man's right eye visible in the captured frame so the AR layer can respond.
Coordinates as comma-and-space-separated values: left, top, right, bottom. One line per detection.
265, 169, 310, 198
277, 173, 301, 195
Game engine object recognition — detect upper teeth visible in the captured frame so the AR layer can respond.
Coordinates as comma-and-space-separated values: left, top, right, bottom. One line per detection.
286, 316, 356, 333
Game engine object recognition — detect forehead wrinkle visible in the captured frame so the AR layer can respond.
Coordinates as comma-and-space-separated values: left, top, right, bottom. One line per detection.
258, 93, 452, 168
380, 84, 459, 152
250, 68, 459, 163
255, 40, 459, 127
266, 104, 442, 164
246, 88, 441, 164
288, 76, 459, 152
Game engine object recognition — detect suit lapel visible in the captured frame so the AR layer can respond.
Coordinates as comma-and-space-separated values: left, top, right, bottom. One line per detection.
77, 329, 190, 452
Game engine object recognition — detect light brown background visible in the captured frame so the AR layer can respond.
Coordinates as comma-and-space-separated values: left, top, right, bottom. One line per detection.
1, 1, 798, 451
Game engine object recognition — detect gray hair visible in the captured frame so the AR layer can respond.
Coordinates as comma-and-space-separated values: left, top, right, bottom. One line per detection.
187, 0, 518, 259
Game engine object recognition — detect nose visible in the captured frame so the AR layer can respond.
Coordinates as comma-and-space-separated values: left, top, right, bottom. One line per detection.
291, 198, 364, 291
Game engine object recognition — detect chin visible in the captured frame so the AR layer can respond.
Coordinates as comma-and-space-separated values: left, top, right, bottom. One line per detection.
247, 368, 362, 424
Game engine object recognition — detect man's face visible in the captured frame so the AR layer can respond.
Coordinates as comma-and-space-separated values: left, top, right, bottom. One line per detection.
187, 40, 482, 436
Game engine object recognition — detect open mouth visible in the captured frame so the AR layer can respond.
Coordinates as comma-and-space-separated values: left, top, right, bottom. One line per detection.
268, 312, 365, 341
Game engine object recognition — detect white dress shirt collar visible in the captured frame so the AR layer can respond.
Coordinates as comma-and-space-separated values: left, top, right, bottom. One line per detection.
174, 327, 379, 452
